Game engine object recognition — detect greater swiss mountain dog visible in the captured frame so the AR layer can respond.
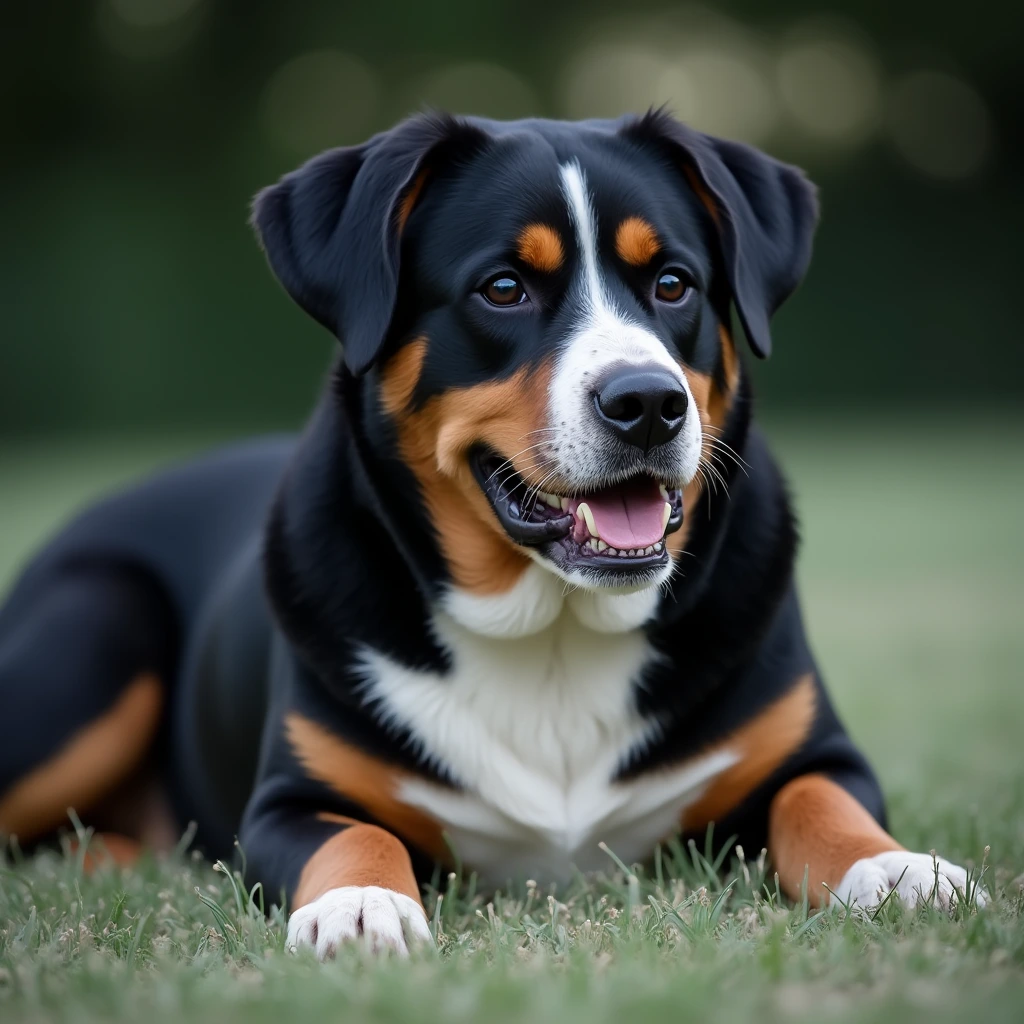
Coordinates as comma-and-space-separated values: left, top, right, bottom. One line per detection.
0, 110, 984, 957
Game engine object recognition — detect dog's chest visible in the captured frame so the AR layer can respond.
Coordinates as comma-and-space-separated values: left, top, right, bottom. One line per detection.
357, 611, 736, 885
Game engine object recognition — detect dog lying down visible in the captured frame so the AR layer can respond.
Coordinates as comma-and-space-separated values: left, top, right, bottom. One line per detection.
0, 110, 985, 958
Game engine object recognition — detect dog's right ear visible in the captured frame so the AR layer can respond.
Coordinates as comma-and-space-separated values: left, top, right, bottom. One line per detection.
251, 114, 486, 376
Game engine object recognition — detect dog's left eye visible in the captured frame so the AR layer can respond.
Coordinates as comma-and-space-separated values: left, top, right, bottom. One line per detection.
483, 275, 527, 306
655, 271, 689, 304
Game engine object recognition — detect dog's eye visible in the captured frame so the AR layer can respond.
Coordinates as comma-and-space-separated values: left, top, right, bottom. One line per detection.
655, 271, 689, 304
483, 275, 527, 306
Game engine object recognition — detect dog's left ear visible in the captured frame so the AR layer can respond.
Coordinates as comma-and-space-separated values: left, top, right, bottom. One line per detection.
622, 110, 818, 358
252, 113, 487, 376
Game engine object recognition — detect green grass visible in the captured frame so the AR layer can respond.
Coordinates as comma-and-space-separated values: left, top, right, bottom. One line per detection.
2, 419, 1023, 1023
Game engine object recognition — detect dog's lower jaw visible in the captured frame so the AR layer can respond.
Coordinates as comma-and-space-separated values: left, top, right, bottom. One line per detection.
442, 561, 665, 640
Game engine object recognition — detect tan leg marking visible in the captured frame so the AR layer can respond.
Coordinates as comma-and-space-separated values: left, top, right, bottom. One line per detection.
682, 673, 818, 831
380, 339, 553, 595
769, 773, 902, 907
69, 833, 143, 873
517, 224, 564, 273
294, 823, 423, 910
285, 712, 447, 862
0, 672, 163, 843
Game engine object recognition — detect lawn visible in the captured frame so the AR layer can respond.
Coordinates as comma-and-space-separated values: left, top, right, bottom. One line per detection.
1, 419, 1023, 1023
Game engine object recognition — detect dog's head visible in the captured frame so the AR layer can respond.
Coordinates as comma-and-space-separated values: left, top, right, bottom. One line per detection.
253, 111, 816, 633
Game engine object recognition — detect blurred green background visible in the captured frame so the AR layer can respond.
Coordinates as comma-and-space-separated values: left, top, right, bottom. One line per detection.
1, 0, 1022, 434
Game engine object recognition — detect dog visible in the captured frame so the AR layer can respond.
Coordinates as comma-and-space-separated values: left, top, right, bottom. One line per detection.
0, 110, 983, 957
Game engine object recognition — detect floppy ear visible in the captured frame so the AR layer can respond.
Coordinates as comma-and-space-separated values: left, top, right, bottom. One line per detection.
622, 110, 819, 358
251, 113, 486, 376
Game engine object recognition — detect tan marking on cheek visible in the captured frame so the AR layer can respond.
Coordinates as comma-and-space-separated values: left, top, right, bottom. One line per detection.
680, 672, 818, 832
517, 223, 564, 273
769, 774, 903, 908
707, 325, 739, 428
395, 168, 430, 236
285, 713, 447, 862
380, 349, 554, 596
667, 349, 736, 563
615, 216, 661, 266
293, 823, 423, 910
379, 338, 428, 416
0, 672, 163, 843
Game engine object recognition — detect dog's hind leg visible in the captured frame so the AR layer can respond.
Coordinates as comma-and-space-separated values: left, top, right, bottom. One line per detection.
0, 562, 179, 848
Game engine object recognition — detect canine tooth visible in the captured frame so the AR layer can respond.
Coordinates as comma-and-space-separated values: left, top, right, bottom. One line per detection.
661, 501, 672, 531
659, 483, 670, 500
597, 539, 608, 551
654, 541, 663, 552
644, 546, 654, 555
577, 502, 597, 537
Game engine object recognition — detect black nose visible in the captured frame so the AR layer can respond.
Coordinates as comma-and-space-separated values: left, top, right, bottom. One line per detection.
594, 366, 688, 453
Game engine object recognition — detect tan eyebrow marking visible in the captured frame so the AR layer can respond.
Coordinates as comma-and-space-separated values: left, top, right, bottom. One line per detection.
516, 223, 565, 273
615, 216, 661, 266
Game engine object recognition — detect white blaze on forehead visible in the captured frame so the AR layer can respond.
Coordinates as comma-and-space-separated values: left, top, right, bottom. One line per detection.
559, 160, 614, 322
556, 161, 685, 375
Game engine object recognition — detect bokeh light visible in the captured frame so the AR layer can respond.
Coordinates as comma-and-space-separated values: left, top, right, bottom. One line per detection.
560, 44, 669, 121
405, 62, 539, 121
776, 22, 882, 148
886, 70, 993, 181
97, 0, 206, 58
662, 41, 777, 144
261, 50, 381, 155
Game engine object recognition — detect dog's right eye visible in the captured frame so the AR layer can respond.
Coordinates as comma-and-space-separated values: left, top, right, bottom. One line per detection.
483, 275, 527, 307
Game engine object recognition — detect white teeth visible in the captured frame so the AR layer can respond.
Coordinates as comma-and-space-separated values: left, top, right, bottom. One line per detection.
559, 497, 569, 511
539, 491, 561, 507
661, 501, 672, 531
654, 541, 663, 552
659, 483, 670, 500
577, 502, 597, 537
607, 547, 618, 555
618, 549, 628, 558
597, 539, 608, 551
628, 549, 637, 557
644, 546, 654, 555
588, 538, 599, 551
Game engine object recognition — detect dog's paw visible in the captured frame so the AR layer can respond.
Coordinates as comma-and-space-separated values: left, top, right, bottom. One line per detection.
286, 886, 433, 959
832, 850, 987, 911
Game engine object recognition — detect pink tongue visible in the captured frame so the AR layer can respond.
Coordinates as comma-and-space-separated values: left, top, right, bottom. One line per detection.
570, 478, 667, 549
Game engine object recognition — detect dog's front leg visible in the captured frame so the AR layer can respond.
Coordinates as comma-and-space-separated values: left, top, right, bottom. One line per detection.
285, 817, 432, 957
241, 801, 433, 959
768, 773, 985, 911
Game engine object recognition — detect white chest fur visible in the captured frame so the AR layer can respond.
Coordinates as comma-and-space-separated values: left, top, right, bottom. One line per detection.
356, 574, 737, 885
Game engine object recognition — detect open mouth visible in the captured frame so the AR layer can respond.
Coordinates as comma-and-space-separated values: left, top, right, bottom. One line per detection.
470, 447, 684, 574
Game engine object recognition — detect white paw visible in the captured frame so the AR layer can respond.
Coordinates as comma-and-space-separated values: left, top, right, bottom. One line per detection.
833, 850, 988, 911
286, 886, 433, 959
